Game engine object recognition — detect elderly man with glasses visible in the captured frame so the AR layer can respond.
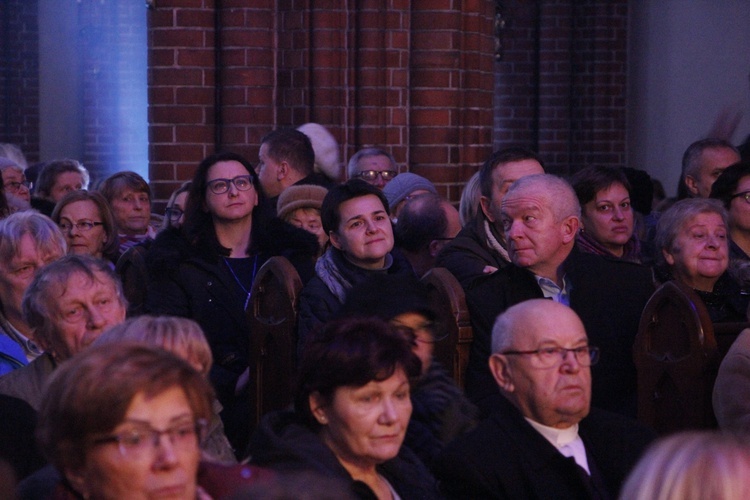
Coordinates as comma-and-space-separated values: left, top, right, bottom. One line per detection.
347, 147, 400, 189
434, 299, 654, 500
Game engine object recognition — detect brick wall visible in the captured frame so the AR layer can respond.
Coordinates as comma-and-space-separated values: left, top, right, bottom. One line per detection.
148, 1, 495, 203
493, 0, 628, 176
0, 0, 40, 163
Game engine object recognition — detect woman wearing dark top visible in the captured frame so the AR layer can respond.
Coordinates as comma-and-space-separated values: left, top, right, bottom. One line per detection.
249, 317, 440, 499
571, 165, 640, 262
655, 198, 749, 323
145, 151, 268, 455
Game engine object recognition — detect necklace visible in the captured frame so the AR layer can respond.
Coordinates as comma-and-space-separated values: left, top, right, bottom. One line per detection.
223, 254, 258, 310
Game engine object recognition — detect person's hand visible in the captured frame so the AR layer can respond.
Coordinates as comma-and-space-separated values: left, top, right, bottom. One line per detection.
482, 265, 498, 274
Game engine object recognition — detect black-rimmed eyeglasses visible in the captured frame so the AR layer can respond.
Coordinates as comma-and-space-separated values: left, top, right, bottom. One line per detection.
206, 175, 254, 195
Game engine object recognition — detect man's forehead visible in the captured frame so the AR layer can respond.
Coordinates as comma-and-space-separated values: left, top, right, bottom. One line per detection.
55, 270, 116, 296
494, 160, 543, 184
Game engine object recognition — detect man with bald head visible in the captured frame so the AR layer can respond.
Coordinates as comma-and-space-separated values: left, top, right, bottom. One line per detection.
465, 174, 653, 418
434, 300, 653, 499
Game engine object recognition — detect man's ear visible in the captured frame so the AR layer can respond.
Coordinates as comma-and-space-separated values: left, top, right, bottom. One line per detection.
277, 161, 290, 181
479, 195, 495, 222
684, 175, 700, 196
428, 239, 443, 258
489, 353, 514, 393
560, 216, 579, 244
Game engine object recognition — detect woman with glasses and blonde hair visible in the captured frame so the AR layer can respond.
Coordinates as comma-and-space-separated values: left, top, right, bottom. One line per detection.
36, 343, 273, 499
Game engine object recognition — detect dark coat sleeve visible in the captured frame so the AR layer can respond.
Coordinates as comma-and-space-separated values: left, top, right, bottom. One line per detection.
296, 276, 339, 356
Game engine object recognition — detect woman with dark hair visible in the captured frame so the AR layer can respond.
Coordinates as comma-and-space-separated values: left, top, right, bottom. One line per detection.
249, 317, 439, 499
710, 161, 750, 261
338, 274, 477, 469
145, 151, 267, 455
571, 165, 640, 262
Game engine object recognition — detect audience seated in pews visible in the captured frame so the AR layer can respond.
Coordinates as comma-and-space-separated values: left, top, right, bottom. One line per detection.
337, 273, 477, 469
0, 254, 126, 409
654, 198, 749, 323
51, 190, 119, 265
620, 431, 750, 500
571, 165, 641, 262
465, 174, 653, 418
433, 300, 654, 499
0, 212, 66, 374
436, 147, 544, 289
248, 317, 440, 499
393, 192, 461, 278
296, 179, 413, 353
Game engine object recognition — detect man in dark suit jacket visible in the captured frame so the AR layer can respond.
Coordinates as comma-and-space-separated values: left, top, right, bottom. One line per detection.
434, 300, 654, 499
463, 174, 653, 417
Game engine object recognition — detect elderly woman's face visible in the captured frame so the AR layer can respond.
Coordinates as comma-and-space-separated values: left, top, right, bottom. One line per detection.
664, 212, 728, 291
111, 186, 151, 236
2, 166, 30, 202
58, 200, 108, 259
312, 368, 411, 470
581, 182, 633, 257
73, 386, 202, 499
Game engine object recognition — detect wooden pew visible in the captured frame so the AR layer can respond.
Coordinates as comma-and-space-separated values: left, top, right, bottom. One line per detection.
246, 256, 302, 431
634, 280, 747, 435
421, 267, 473, 389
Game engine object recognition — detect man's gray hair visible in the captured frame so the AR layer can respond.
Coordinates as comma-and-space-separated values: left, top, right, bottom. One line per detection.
504, 173, 581, 221
0, 212, 66, 266
347, 147, 397, 178
682, 138, 739, 179
654, 198, 728, 268
22, 255, 126, 354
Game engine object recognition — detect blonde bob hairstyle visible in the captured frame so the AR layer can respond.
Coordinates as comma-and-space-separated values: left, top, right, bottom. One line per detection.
619, 431, 750, 500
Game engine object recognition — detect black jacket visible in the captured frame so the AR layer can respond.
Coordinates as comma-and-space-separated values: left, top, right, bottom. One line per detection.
249, 410, 440, 500
433, 396, 654, 500
435, 217, 509, 290
465, 249, 654, 418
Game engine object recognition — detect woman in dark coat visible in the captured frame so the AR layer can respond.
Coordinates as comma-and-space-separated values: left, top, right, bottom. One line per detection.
146, 152, 318, 454
249, 317, 440, 499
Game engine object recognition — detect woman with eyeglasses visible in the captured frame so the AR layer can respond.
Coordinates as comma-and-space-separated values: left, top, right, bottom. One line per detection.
710, 161, 750, 262
337, 273, 477, 470
145, 151, 268, 456
162, 181, 192, 231
51, 190, 119, 264
0, 157, 31, 212
36, 343, 273, 499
